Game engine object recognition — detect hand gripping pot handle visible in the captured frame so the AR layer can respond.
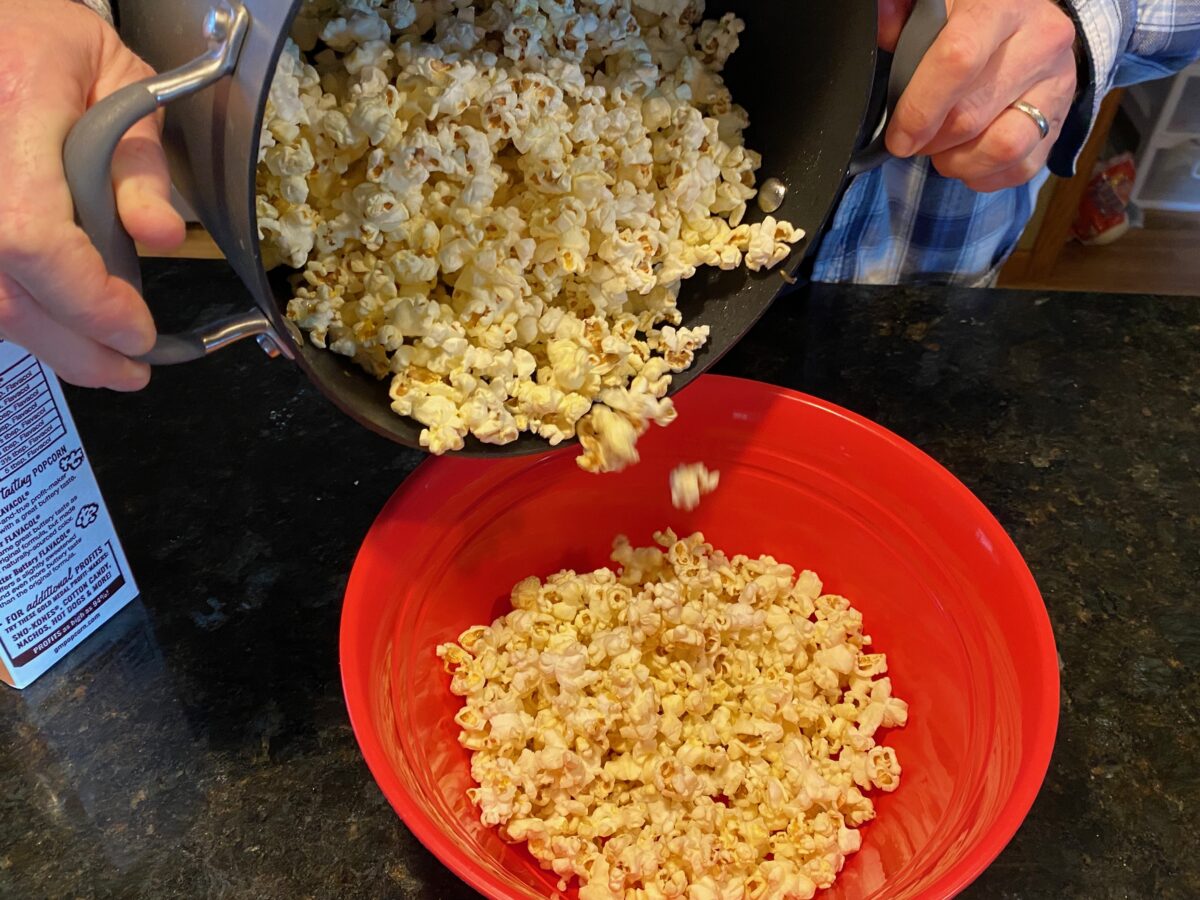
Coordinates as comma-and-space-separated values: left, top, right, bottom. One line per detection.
62, 1, 284, 365
848, 0, 948, 176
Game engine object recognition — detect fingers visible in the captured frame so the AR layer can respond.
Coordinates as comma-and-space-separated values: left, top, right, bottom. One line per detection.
887, 0, 1023, 157
919, 2, 1078, 158
883, 0, 1080, 192
95, 35, 186, 252
0, 15, 165, 382
0, 225, 157, 357
919, 19, 1074, 158
113, 129, 187, 252
931, 78, 1067, 188
878, 0, 915, 53
960, 147, 1053, 193
0, 273, 150, 391
0, 59, 158, 359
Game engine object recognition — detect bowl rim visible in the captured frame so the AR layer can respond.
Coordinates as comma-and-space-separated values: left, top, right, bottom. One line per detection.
340, 374, 1061, 900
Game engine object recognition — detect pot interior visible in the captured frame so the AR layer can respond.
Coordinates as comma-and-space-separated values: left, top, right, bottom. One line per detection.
131, 0, 878, 454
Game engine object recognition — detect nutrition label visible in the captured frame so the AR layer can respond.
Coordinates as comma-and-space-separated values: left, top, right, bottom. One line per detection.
0, 340, 137, 688
0, 353, 67, 483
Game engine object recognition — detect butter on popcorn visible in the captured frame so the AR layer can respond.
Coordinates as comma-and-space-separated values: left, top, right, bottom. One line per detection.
437, 532, 908, 899
259, 1, 805, 471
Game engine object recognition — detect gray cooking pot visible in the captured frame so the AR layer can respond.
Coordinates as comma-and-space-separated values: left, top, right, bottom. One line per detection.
64, 0, 943, 455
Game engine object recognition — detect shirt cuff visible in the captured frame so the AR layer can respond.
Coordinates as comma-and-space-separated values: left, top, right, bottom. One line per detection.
1047, 0, 1126, 177
73, 0, 113, 25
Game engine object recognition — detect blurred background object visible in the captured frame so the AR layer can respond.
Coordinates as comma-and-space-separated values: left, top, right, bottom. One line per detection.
1002, 61, 1200, 296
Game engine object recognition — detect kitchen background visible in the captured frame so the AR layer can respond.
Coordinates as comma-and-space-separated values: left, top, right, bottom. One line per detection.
6, 32, 1198, 899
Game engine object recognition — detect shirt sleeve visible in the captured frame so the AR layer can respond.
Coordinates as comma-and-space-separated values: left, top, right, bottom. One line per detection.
73, 0, 114, 24
1049, 0, 1200, 177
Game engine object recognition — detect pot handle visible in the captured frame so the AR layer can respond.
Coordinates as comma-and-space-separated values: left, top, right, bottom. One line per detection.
848, 0, 949, 176
62, 1, 284, 365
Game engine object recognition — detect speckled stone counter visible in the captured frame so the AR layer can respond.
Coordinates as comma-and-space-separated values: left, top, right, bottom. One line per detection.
1, 260, 1196, 900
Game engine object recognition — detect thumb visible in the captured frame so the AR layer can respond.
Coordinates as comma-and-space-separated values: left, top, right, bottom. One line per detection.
92, 34, 186, 252
878, 0, 916, 52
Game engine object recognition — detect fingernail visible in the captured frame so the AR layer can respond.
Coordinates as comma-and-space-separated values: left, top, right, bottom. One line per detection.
111, 326, 156, 358
889, 130, 916, 158
112, 363, 151, 393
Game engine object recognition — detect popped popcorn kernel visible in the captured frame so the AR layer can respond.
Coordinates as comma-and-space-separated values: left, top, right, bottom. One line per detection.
260, 1, 805, 469
670, 462, 720, 511
439, 533, 908, 897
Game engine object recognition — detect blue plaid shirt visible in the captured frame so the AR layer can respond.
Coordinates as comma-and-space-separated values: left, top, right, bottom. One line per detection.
814, 0, 1200, 286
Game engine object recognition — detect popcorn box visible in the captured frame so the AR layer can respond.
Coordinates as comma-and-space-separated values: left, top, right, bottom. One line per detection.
0, 340, 139, 689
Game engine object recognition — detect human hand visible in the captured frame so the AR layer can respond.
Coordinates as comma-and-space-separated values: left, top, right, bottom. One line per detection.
879, 0, 1079, 193
0, 0, 184, 390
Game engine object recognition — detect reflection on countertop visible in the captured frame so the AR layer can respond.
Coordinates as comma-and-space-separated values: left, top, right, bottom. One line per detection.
1, 261, 1197, 899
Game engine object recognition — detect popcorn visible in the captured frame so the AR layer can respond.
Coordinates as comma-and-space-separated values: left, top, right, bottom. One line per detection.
669, 462, 720, 511
438, 532, 907, 898
260, 1, 806, 470
744, 216, 807, 273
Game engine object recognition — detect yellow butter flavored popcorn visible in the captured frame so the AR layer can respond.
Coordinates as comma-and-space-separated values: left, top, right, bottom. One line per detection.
258, 0, 804, 471
437, 532, 908, 899
669, 461, 719, 511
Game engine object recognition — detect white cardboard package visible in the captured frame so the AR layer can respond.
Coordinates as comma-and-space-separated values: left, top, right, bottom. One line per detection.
0, 339, 139, 689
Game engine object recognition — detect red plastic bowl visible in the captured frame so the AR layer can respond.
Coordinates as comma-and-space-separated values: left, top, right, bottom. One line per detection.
341, 375, 1059, 899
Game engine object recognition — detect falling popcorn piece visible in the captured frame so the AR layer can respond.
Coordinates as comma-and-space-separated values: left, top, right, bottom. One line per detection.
259, 1, 805, 464
670, 462, 721, 511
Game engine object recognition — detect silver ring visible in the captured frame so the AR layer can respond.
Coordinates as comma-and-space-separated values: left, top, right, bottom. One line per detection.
1010, 100, 1051, 140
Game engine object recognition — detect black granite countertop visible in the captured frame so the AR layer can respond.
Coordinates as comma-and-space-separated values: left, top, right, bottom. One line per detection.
1, 260, 1197, 900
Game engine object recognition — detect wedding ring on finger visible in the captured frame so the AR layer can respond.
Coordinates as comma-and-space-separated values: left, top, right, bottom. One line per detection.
1010, 100, 1051, 140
